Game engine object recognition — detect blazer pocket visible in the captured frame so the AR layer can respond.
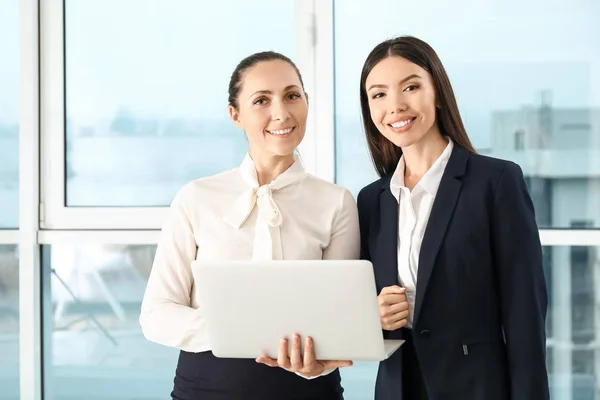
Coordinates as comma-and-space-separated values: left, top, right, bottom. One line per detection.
461, 334, 504, 345
460, 334, 505, 356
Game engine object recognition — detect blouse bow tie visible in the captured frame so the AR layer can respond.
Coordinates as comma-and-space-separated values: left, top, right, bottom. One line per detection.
223, 154, 306, 260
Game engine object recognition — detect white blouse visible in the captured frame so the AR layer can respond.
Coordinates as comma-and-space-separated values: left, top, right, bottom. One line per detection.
139, 154, 360, 353
390, 138, 453, 328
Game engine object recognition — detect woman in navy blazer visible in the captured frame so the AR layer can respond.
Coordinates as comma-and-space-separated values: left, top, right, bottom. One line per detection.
356, 36, 549, 400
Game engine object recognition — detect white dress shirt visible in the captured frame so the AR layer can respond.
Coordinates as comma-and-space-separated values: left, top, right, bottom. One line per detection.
140, 153, 360, 354
390, 139, 453, 328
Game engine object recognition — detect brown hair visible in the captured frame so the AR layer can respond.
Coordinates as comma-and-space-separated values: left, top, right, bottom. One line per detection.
360, 36, 476, 177
228, 51, 304, 109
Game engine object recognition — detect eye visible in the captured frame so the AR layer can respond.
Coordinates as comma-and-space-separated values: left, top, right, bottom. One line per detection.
253, 97, 268, 105
371, 92, 385, 100
404, 84, 419, 92
287, 92, 302, 100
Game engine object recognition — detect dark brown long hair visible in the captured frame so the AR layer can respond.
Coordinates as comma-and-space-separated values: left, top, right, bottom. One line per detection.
360, 36, 476, 177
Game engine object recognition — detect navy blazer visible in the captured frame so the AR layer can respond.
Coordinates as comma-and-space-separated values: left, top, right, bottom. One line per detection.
357, 145, 549, 400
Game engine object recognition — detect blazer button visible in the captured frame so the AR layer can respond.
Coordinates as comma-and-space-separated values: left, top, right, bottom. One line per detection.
419, 329, 431, 337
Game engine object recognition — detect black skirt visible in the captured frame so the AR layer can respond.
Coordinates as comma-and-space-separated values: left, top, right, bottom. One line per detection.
172, 350, 344, 400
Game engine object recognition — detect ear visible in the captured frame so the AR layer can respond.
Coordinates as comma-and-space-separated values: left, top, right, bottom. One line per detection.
304, 91, 309, 106
228, 105, 243, 129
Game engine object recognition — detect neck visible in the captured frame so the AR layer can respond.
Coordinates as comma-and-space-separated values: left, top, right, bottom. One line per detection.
248, 149, 296, 186
402, 128, 448, 179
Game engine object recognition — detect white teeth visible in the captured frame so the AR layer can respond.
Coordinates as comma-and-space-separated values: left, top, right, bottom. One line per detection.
391, 119, 415, 128
269, 128, 293, 135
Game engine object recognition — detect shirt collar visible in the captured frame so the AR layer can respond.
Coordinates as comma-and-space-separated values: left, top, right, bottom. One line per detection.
389, 138, 454, 200
419, 138, 453, 196
239, 152, 306, 189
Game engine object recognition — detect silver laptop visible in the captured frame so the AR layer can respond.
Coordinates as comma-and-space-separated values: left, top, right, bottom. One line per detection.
191, 259, 403, 361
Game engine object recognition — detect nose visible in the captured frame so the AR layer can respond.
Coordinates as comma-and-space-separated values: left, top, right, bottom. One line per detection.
391, 105, 408, 114
271, 99, 291, 121
389, 92, 408, 114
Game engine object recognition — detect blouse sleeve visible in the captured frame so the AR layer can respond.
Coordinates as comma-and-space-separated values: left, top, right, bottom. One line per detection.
139, 186, 209, 352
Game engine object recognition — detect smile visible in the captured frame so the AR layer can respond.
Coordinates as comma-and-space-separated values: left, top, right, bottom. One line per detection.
388, 118, 416, 132
267, 127, 295, 136
389, 118, 415, 128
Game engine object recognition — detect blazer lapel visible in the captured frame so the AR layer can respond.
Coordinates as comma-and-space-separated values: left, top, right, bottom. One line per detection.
378, 178, 400, 288
413, 146, 469, 326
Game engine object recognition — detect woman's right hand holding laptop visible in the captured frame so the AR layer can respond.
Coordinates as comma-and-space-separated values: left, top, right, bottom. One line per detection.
256, 334, 353, 378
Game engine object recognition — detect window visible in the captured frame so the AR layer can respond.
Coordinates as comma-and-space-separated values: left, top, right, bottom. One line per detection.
42, 0, 311, 229
547, 245, 600, 399
333, 0, 600, 229
0, 0, 19, 229
339, 245, 600, 399
0, 0, 20, 389
0, 245, 19, 399
339, 362, 379, 400
332, 2, 600, 397
14, 1, 600, 399
570, 222, 595, 346
42, 244, 177, 399
514, 129, 525, 150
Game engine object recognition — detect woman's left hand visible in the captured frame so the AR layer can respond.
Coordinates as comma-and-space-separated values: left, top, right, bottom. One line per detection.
256, 334, 353, 378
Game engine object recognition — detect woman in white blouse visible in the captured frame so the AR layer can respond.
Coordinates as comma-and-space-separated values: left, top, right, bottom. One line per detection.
140, 51, 359, 400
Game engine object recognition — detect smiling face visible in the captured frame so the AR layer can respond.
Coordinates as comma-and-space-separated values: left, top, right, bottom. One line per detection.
228, 59, 308, 160
364, 55, 441, 149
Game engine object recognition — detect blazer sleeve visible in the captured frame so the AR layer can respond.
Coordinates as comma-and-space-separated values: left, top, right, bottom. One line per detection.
356, 187, 372, 262
357, 186, 392, 339
491, 162, 549, 400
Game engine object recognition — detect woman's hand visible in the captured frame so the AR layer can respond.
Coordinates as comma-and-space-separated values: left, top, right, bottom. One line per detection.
378, 285, 409, 330
255, 334, 353, 378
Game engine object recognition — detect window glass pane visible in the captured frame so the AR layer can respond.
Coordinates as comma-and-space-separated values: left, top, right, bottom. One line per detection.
339, 361, 378, 400
0, 0, 19, 228
42, 244, 179, 399
545, 245, 598, 399
40, 243, 600, 399
333, 0, 600, 228
65, 0, 296, 207
0, 245, 19, 400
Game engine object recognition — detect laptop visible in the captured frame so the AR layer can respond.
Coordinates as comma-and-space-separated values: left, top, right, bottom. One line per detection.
191, 259, 403, 361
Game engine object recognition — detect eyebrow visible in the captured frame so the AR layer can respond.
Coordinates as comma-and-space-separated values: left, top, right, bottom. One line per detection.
367, 74, 422, 91
249, 85, 301, 98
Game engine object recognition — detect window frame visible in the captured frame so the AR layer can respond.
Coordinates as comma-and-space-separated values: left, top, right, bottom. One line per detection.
39, 0, 320, 230
322, 2, 600, 397
0, 230, 19, 243
14, 1, 600, 399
